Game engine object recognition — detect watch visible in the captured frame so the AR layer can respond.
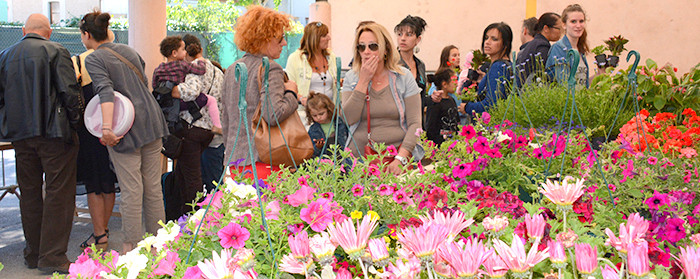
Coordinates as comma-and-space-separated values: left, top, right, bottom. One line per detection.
394, 155, 408, 166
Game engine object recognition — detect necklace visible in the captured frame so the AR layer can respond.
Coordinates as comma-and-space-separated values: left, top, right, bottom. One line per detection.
313, 58, 328, 86
372, 72, 387, 85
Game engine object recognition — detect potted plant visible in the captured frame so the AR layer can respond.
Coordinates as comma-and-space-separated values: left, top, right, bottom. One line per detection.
604, 35, 629, 67
468, 49, 490, 81
591, 45, 607, 68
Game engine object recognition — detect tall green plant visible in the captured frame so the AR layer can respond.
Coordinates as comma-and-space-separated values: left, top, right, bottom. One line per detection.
167, 0, 241, 32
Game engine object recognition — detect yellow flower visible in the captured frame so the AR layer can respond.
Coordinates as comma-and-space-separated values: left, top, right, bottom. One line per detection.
366, 210, 380, 222
350, 210, 363, 219
383, 236, 392, 244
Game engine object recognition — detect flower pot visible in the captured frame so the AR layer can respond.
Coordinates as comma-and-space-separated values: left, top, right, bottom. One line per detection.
467, 69, 479, 81
607, 55, 620, 68
594, 54, 607, 67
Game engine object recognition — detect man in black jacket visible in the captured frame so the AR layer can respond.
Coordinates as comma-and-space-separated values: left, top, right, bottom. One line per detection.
0, 13, 81, 274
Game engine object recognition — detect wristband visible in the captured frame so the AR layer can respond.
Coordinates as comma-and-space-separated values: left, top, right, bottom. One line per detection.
285, 90, 298, 99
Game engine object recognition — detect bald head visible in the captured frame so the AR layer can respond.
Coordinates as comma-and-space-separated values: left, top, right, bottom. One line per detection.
23, 13, 52, 39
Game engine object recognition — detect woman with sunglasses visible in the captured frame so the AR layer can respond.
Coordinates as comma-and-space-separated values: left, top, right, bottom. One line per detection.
221, 6, 299, 169
285, 22, 338, 127
395, 15, 428, 122
515, 12, 562, 85
342, 22, 422, 175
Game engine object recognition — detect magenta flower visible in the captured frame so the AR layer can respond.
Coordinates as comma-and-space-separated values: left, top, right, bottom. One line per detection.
482, 111, 491, 124
602, 264, 620, 279
436, 237, 493, 278
68, 251, 109, 279
351, 184, 364, 197
493, 234, 550, 274
525, 213, 546, 240
664, 218, 687, 243
674, 246, 700, 279
620, 159, 636, 183
473, 136, 491, 155
153, 251, 179, 276
605, 212, 649, 254
386, 145, 398, 156
320, 191, 334, 200
540, 177, 585, 208
265, 200, 280, 220
336, 267, 353, 279
378, 184, 394, 195
647, 156, 658, 165
548, 240, 567, 265
459, 125, 476, 139
286, 184, 317, 207
392, 188, 409, 204
644, 190, 669, 210
327, 214, 378, 258
288, 230, 310, 261
419, 210, 473, 241
299, 198, 334, 232
574, 243, 598, 274
182, 265, 203, 279
452, 163, 474, 179
398, 222, 450, 260
218, 222, 250, 249
627, 242, 650, 277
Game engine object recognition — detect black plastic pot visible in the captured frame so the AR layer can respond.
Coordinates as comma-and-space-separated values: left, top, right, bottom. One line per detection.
466, 69, 479, 81
608, 55, 620, 68
594, 54, 607, 67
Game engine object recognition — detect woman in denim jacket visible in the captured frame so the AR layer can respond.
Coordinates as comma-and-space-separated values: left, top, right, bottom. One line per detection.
546, 4, 594, 89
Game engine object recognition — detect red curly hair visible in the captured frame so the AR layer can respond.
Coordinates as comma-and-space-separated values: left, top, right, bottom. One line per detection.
234, 6, 291, 54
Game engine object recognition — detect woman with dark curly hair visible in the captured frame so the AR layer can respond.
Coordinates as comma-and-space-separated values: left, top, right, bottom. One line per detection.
395, 15, 429, 122
221, 6, 299, 172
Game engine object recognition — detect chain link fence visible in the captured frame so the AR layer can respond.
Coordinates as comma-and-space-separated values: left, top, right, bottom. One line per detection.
1, 26, 302, 69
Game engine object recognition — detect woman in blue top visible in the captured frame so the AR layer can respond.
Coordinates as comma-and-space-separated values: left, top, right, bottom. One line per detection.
462, 22, 513, 115
546, 4, 595, 89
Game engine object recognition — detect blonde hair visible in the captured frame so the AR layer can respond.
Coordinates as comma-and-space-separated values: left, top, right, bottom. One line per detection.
234, 6, 291, 54
299, 22, 330, 64
351, 22, 403, 74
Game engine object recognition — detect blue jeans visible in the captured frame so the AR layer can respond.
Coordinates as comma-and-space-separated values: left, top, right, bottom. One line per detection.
201, 143, 225, 192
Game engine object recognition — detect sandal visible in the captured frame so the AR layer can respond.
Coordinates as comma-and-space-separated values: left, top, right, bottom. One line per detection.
79, 233, 109, 251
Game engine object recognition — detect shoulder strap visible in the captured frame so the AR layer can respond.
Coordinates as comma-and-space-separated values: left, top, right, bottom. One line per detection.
74, 55, 82, 84
102, 47, 147, 85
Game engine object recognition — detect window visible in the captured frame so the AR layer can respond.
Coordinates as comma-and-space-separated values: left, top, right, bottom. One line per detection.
49, 1, 60, 24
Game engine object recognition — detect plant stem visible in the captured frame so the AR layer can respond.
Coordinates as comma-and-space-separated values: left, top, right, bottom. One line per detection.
563, 210, 568, 232
357, 259, 370, 279
558, 268, 562, 279
567, 249, 578, 279
598, 257, 619, 273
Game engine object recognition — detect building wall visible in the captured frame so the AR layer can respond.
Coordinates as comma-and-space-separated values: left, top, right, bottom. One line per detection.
328, 0, 700, 74
11, 0, 100, 24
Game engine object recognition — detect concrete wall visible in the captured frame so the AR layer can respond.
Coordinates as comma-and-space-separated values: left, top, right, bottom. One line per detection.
328, 0, 700, 74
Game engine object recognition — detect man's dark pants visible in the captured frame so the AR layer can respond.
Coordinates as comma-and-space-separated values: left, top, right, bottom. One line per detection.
13, 135, 78, 268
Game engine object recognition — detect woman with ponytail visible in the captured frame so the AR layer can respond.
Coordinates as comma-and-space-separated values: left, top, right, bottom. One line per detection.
516, 12, 562, 85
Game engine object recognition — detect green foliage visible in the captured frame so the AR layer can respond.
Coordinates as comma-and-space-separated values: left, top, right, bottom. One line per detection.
0, 21, 23, 26
490, 83, 635, 138
591, 45, 606, 56
167, 0, 241, 32
604, 35, 629, 57
59, 13, 81, 28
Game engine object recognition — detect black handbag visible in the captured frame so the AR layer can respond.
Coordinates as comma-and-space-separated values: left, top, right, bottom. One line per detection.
161, 134, 184, 159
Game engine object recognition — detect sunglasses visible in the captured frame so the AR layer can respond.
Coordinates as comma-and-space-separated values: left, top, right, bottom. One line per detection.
356, 43, 379, 52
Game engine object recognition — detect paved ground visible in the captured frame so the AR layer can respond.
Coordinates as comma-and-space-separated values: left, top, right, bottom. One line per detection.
0, 149, 124, 278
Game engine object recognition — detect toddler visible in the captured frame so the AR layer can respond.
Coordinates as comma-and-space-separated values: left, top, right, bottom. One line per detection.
305, 93, 348, 158
152, 35, 221, 133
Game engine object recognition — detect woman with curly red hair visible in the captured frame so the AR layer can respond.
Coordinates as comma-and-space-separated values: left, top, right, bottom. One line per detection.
221, 6, 299, 168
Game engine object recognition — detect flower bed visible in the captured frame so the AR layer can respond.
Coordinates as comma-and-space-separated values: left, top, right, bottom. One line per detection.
51, 106, 700, 279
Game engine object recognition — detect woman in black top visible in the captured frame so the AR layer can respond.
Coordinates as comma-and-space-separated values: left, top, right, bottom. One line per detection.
515, 12, 563, 85
395, 15, 429, 120
426, 68, 460, 145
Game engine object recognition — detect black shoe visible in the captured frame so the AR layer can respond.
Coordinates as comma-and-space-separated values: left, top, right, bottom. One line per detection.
38, 262, 71, 274
24, 260, 37, 269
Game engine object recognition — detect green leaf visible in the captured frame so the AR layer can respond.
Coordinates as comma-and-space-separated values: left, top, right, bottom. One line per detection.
645, 58, 657, 69
653, 95, 666, 110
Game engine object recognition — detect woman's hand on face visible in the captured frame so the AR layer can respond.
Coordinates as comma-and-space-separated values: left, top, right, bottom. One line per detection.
284, 79, 298, 93
431, 90, 443, 103
100, 130, 123, 147
360, 55, 379, 79
386, 159, 403, 175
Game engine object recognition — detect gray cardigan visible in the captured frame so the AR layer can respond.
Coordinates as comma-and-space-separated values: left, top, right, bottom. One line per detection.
221, 53, 298, 165
85, 43, 169, 153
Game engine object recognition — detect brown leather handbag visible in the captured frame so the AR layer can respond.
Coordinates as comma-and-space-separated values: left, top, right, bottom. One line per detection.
252, 60, 313, 167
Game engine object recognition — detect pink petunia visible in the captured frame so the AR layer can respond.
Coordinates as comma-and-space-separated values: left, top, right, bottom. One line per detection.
320, 191, 335, 200
182, 265, 203, 279
644, 190, 669, 210
265, 200, 280, 220
68, 250, 109, 279
392, 188, 409, 204
647, 156, 658, 165
460, 125, 476, 139
153, 251, 179, 276
378, 184, 394, 196
286, 184, 317, 207
217, 222, 250, 249
197, 191, 223, 210
299, 198, 334, 232
351, 184, 364, 197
